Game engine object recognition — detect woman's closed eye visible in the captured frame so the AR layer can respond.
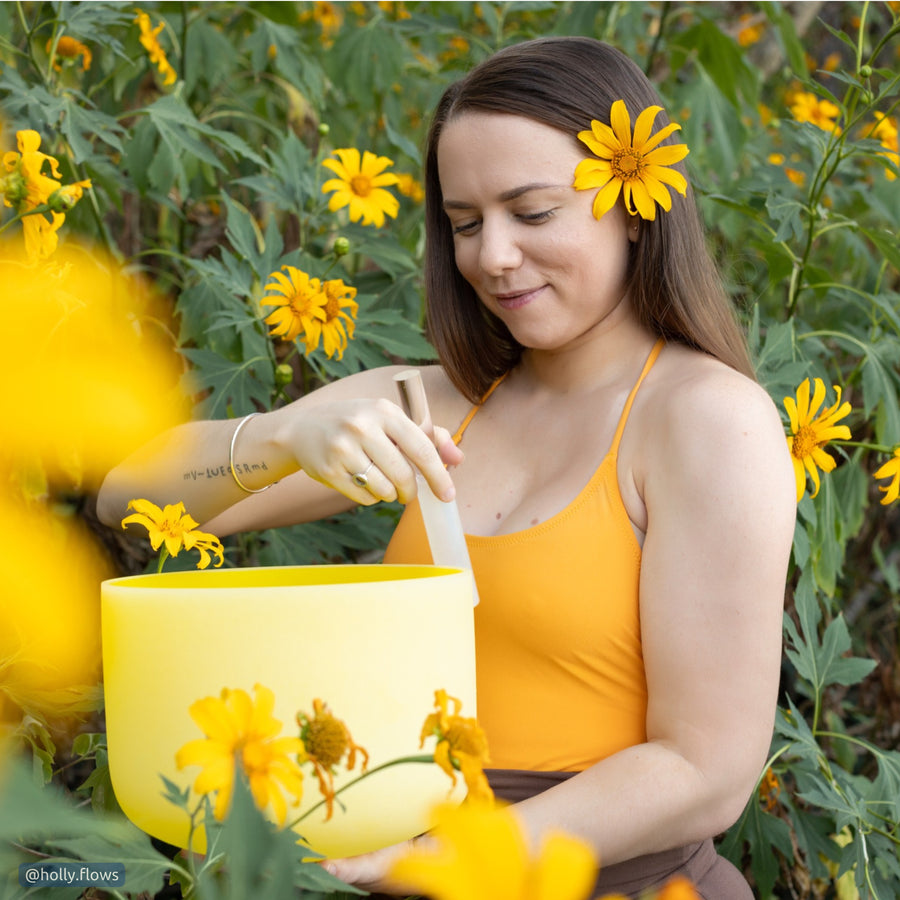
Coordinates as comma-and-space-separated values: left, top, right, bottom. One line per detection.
451, 209, 555, 235
518, 209, 555, 224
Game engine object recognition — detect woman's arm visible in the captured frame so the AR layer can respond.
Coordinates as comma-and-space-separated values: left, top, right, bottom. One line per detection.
96, 364, 463, 532
510, 371, 796, 864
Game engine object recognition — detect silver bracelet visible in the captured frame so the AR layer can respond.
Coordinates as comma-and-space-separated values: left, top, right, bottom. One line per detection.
229, 413, 274, 494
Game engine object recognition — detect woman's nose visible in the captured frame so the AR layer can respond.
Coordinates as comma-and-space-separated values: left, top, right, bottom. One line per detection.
478, 219, 522, 276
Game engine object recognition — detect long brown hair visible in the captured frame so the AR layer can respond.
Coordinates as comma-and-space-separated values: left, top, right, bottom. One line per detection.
423, 37, 754, 402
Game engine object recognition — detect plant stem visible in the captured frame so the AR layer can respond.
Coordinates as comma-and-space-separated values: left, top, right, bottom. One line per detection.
286, 754, 435, 830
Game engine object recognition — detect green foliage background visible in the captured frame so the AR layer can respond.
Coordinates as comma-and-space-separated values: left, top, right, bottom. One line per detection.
1, 1, 899, 898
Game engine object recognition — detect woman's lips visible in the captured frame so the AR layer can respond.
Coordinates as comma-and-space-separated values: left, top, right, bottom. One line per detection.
494, 286, 544, 310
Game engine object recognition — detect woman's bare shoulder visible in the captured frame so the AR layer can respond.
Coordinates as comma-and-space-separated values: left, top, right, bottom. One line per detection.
644, 343, 783, 439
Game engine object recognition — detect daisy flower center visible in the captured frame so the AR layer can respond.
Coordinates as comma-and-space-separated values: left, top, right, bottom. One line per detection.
792, 425, 820, 459
612, 148, 643, 180
350, 174, 372, 197
304, 716, 349, 767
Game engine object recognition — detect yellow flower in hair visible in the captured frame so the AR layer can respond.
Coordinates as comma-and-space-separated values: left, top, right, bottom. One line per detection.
573, 100, 689, 222
873, 448, 900, 506
321, 148, 400, 227
783, 378, 852, 502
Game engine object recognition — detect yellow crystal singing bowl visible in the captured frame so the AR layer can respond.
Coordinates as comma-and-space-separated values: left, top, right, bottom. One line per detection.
101, 564, 476, 858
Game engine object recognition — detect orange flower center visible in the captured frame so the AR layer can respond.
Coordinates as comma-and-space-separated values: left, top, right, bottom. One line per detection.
612, 149, 643, 181
350, 174, 372, 197
792, 425, 819, 459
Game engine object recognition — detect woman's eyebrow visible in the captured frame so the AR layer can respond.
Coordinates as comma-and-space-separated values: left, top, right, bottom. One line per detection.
442, 182, 568, 210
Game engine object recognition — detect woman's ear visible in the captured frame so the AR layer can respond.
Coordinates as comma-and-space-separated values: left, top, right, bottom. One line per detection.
627, 215, 640, 243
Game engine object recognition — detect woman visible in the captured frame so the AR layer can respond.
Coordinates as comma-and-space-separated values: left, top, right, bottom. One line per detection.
99, 38, 796, 897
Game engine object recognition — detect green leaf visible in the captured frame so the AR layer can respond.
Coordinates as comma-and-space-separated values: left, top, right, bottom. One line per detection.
766, 191, 806, 243
46, 826, 174, 895
180, 348, 273, 418
860, 342, 900, 444
719, 798, 793, 898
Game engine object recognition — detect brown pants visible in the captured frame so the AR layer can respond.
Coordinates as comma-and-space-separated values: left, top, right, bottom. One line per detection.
487, 769, 754, 900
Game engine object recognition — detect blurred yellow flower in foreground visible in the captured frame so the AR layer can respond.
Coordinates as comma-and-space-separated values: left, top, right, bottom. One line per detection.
420, 689, 492, 805
873, 448, 900, 505
134, 8, 177, 86
389, 801, 598, 900
298, 698, 368, 820
176, 684, 306, 824
1, 130, 91, 260
1, 242, 187, 488
0, 496, 108, 724
122, 499, 224, 569
321, 148, 400, 227
784, 378, 852, 501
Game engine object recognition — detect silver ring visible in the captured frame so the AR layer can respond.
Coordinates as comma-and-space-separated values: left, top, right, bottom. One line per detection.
351, 462, 375, 488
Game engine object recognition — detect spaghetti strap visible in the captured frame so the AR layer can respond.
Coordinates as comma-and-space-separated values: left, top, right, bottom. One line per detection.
608, 338, 665, 456
452, 374, 507, 444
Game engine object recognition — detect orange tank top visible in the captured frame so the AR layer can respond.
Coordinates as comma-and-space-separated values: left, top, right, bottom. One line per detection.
383, 340, 664, 772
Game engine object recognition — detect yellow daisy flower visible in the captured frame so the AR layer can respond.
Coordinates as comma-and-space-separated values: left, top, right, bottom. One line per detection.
389, 801, 598, 900
395, 172, 425, 203
1, 130, 82, 260
48, 35, 93, 71
321, 148, 400, 227
134, 9, 177, 86
419, 689, 492, 805
297, 698, 368, 821
789, 91, 841, 134
306, 277, 358, 360
175, 684, 306, 825
573, 99, 689, 222
868, 112, 898, 181
873, 448, 900, 505
121, 498, 224, 569
784, 378, 852, 502
261, 265, 328, 347
312, 1, 343, 39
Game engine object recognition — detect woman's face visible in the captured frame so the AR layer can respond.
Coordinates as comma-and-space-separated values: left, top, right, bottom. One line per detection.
437, 112, 636, 353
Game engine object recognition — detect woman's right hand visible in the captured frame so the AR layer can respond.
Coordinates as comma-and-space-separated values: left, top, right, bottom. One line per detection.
271, 395, 463, 507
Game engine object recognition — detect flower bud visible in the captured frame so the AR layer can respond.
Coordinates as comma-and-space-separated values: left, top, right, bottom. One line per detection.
332, 236, 350, 258
859, 64, 872, 79
274, 363, 294, 387
0, 170, 28, 209
47, 181, 89, 212
318, 122, 331, 137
